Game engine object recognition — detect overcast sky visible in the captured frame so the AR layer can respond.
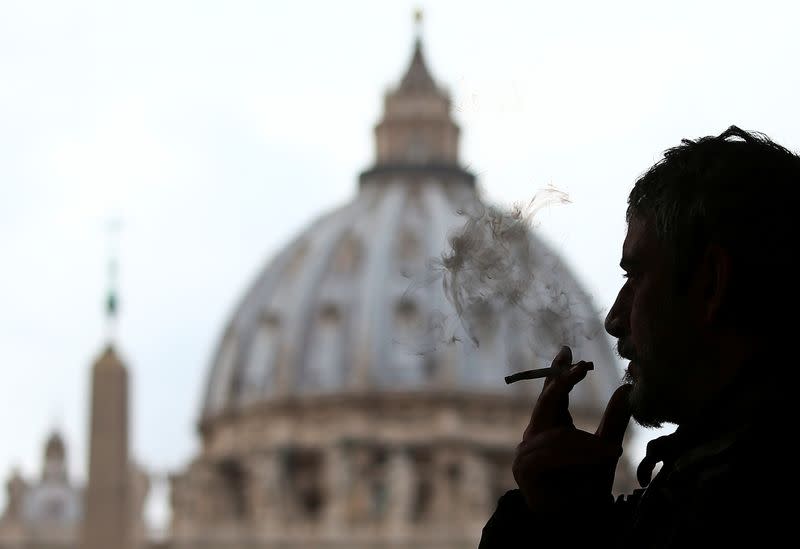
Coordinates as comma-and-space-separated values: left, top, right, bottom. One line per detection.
1, 0, 798, 518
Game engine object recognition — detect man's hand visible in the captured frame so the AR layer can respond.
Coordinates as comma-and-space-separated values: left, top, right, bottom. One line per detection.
512, 346, 633, 514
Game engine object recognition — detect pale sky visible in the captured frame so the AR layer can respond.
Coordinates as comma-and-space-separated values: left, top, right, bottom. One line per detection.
1, 0, 798, 519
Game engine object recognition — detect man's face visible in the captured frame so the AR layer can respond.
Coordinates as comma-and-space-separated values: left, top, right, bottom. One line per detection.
605, 215, 699, 427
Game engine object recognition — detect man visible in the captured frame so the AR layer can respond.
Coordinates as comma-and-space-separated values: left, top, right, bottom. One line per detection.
478, 126, 799, 548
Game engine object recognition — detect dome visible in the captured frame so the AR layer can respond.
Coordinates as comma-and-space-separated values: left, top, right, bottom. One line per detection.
201, 178, 620, 418
199, 39, 620, 423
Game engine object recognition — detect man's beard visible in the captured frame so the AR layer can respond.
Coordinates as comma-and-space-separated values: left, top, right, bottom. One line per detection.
623, 365, 673, 428
622, 321, 692, 429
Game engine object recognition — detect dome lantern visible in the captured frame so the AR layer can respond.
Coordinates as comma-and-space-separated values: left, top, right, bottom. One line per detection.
361, 34, 473, 187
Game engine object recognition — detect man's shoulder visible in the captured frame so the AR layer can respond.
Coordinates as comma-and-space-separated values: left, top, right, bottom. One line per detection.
628, 434, 794, 547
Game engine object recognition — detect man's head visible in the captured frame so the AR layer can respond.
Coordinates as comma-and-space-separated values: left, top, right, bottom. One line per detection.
605, 126, 800, 428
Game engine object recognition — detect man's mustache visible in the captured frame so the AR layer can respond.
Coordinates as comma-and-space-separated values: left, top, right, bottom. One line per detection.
617, 341, 635, 361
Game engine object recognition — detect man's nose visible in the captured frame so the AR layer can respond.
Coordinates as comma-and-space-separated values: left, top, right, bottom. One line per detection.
605, 293, 626, 338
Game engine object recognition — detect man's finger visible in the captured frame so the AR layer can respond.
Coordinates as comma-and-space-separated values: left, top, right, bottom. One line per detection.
595, 383, 633, 447
542, 345, 572, 390
533, 346, 576, 432
527, 357, 593, 434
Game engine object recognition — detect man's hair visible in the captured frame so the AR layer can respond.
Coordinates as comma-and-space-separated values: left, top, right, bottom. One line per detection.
627, 126, 800, 333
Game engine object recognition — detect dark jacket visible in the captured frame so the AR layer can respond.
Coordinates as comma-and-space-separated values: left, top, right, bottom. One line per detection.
478, 374, 793, 548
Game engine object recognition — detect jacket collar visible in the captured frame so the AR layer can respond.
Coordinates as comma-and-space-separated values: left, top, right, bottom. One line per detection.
636, 368, 782, 487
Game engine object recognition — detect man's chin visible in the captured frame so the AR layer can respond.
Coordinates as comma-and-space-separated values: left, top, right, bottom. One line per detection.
627, 378, 669, 429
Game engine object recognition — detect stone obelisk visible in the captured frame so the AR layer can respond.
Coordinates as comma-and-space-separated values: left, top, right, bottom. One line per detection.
81, 345, 131, 549
81, 224, 131, 549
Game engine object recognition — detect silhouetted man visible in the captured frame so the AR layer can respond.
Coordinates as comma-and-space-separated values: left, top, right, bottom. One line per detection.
479, 126, 799, 548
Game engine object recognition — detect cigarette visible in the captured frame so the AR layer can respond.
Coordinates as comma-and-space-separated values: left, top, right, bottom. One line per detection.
504, 367, 558, 384
505, 361, 593, 384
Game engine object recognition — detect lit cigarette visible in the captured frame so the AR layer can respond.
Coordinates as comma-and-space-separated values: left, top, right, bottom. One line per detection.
505, 362, 592, 384
504, 367, 558, 384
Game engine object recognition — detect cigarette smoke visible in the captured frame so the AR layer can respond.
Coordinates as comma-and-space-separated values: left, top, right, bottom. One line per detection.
440, 187, 569, 345
400, 185, 603, 365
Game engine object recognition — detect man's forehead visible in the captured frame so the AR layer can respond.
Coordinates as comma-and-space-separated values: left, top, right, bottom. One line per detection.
622, 215, 653, 262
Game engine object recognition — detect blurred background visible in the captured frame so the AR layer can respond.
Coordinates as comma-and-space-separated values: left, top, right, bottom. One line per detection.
1, 1, 798, 547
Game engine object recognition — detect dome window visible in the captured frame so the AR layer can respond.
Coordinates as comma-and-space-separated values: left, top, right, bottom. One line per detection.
285, 241, 309, 277
240, 312, 281, 400
388, 299, 428, 385
396, 229, 421, 277
319, 303, 341, 323
262, 311, 280, 327
303, 304, 343, 390
332, 234, 362, 275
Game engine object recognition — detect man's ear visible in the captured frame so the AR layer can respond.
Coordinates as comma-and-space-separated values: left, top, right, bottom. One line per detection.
698, 244, 732, 326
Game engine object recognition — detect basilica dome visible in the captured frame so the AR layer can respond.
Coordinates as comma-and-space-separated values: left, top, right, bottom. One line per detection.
200, 41, 620, 423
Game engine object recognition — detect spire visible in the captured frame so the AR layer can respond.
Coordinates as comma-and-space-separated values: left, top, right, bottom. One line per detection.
398, 40, 438, 94
399, 10, 437, 94
105, 219, 121, 344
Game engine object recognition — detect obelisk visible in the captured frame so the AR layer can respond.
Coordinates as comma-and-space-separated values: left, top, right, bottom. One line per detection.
81, 223, 131, 549
80, 345, 131, 549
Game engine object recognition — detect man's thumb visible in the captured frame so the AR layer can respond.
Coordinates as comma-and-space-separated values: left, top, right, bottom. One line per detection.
595, 384, 633, 446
